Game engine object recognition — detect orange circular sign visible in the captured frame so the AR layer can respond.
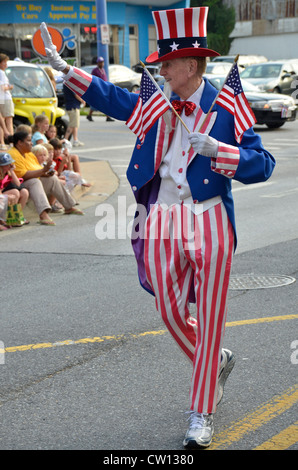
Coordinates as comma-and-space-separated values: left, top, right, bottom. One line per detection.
32, 26, 64, 58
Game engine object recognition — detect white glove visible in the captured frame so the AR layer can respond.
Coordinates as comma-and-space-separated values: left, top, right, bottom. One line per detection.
40, 22, 68, 72
188, 132, 219, 158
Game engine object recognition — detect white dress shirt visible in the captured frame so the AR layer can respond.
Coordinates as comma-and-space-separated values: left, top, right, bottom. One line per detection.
157, 80, 221, 214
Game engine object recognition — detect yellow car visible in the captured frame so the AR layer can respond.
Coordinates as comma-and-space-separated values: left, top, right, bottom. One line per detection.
6, 59, 68, 137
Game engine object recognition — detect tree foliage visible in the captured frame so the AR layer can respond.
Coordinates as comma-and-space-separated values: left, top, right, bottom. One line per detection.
190, 0, 235, 55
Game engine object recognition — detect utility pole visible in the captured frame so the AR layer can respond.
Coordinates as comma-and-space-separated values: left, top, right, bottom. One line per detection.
95, 0, 110, 79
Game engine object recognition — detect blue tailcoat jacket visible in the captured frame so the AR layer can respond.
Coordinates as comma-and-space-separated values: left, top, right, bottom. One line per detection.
81, 75, 276, 298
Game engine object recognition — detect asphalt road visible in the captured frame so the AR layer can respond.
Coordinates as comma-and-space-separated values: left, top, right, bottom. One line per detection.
0, 114, 297, 453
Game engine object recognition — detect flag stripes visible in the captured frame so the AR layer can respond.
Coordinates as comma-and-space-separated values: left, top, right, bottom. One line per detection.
144, 202, 234, 413
153, 7, 208, 40
66, 66, 92, 96
126, 71, 170, 144
215, 62, 256, 143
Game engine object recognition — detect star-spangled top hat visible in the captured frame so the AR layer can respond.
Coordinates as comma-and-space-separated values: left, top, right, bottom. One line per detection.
146, 7, 220, 63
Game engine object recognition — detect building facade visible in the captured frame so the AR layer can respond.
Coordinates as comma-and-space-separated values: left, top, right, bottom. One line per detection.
0, 0, 189, 68
224, 0, 298, 59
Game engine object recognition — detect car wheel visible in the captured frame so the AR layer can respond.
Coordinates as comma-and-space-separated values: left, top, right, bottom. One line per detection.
55, 117, 69, 139
13, 117, 30, 132
266, 122, 285, 129
273, 87, 281, 93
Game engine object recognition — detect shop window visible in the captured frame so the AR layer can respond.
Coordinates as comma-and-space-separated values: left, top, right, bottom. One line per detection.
80, 24, 124, 66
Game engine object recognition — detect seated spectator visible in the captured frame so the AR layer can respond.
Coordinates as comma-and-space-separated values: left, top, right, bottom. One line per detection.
15, 124, 32, 135
0, 152, 29, 227
32, 143, 64, 213
45, 123, 58, 141
49, 137, 91, 189
45, 125, 90, 186
31, 114, 49, 146
0, 194, 8, 230
31, 143, 56, 174
8, 130, 84, 225
42, 141, 54, 159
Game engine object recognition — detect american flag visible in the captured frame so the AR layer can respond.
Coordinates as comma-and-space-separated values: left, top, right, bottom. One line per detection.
216, 62, 256, 143
126, 70, 170, 144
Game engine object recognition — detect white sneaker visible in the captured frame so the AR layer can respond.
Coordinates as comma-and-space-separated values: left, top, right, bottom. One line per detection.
73, 140, 84, 147
183, 412, 214, 448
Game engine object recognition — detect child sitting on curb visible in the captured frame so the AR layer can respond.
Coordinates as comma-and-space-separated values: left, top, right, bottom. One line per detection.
32, 144, 63, 213
0, 152, 29, 229
49, 138, 91, 191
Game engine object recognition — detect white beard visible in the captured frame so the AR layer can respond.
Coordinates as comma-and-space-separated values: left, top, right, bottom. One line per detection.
162, 80, 174, 131
163, 80, 172, 101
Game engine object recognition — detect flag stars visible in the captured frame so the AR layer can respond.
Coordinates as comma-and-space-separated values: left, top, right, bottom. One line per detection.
192, 41, 200, 48
170, 41, 179, 51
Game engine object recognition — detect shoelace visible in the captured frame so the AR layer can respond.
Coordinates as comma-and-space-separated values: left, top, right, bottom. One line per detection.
186, 411, 210, 430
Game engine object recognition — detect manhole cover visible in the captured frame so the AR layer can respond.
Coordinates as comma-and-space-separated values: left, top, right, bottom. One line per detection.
229, 274, 296, 290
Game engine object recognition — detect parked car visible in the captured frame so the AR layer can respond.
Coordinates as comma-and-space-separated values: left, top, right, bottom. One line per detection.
206, 62, 234, 75
132, 62, 161, 77
6, 60, 67, 137
212, 55, 268, 67
207, 75, 297, 128
81, 64, 142, 92
240, 60, 298, 95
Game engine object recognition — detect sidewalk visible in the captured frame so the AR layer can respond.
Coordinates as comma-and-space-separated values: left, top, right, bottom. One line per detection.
2, 160, 119, 227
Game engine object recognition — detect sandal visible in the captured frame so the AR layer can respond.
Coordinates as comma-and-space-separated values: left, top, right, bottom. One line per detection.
0, 220, 10, 230
64, 207, 84, 215
81, 179, 92, 188
37, 219, 56, 226
50, 203, 64, 213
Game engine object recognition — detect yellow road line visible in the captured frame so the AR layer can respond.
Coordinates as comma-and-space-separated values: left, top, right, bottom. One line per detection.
1, 314, 298, 354
209, 384, 298, 450
1, 330, 167, 353
253, 421, 298, 450
226, 314, 298, 327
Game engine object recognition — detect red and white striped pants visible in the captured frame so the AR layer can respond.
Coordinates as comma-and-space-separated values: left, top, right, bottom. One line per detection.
144, 201, 234, 414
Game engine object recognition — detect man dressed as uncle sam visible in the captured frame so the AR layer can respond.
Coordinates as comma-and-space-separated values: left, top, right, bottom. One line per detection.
40, 6, 275, 449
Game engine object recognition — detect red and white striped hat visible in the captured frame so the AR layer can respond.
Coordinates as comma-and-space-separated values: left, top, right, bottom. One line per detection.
146, 7, 220, 63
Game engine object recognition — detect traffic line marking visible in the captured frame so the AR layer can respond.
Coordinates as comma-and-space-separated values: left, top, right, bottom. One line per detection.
253, 421, 298, 450
232, 182, 274, 192
1, 314, 298, 354
209, 384, 298, 450
225, 314, 298, 327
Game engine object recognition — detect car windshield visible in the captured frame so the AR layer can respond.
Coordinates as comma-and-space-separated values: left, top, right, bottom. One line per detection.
241, 64, 282, 79
6, 66, 54, 98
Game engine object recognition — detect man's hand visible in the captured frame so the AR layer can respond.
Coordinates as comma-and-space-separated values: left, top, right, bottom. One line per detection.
40, 23, 69, 73
188, 132, 219, 158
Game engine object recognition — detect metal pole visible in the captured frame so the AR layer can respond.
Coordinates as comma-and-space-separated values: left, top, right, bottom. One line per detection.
95, 0, 109, 80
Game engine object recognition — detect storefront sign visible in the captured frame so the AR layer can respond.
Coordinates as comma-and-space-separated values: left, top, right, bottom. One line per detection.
31, 26, 73, 57
0, 1, 98, 24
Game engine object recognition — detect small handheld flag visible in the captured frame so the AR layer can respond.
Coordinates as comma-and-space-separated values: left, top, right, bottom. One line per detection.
215, 62, 256, 143
126, 70, 171, 144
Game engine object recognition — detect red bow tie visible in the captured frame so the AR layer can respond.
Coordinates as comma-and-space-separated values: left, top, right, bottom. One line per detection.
172, 100, 196, 116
